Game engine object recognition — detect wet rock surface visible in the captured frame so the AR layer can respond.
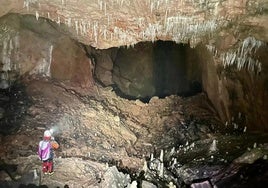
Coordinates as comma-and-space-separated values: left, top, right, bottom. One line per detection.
0, 79, 267, 187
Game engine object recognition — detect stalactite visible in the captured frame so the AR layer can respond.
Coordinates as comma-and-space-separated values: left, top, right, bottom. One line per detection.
99, 0, 103, 10
205, 44, 216, 55
57, 16, 61, 25
18, 0, 249, 50
82, 21, 87, 35
103, 27, 107, 40
75, 20, 79, 35
29, 43, 53, 77
87, 21, 91, 31
137, 17, 144, 28
79, 21, 83, 35
67, 18, 71, 27
120, 0, 124, 7
35, 11, 39, 21
93, 22, 99, 44
150, 1, 154, 13
47, 45, 53, 77
2, 37, 11, 72
157, 1, 160, 10
0, 33, 20, 88
104, 2, 107, 15
221, 37, 264, 73
23, 0, 39, 11
23, 1, 29, 11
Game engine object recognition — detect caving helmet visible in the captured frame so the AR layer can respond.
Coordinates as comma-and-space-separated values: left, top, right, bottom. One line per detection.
44, 130, 52, 140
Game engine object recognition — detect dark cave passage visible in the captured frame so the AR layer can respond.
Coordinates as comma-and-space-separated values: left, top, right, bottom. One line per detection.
153, 41, 202, 98
94, 41, 203, 102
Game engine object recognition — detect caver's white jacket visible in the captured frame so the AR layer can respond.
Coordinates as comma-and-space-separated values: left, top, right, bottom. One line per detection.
38, 140, 51, 161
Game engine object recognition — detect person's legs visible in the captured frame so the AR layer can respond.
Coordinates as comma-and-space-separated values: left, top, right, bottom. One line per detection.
42, 161, 49, 174
47, 160, 54, 174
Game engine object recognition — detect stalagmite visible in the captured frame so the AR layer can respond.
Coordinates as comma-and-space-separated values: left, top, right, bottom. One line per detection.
33, 169, 38, 179
127, 181, 137, 188
209, 139, 217, 152
233, 123, 238, 130
160, 149, 164, 162
190, 142, 195, 149
253, 143, 257, 148
150, 153, 154, 161
243, 126, 247, 133
168, 182, 176, 188
171, 158, 177, 169
170, 147, 175, 155
142, 160, 148, 173
159, 162, 164, 178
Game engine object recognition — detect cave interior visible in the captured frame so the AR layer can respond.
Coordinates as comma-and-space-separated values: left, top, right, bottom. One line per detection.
0, 1, 268, 187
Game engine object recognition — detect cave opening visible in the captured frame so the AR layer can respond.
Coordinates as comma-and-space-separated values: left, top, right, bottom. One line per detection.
0, 13, 203, 103
92, 41, 203, 102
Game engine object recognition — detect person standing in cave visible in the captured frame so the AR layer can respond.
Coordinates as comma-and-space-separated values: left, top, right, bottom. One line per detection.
38, 130, 59, 175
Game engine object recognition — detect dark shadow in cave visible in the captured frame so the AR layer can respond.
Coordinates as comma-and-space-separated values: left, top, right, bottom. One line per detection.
109, 41, 202, 102
0, 84, 32, 135
153, 40, 202, 98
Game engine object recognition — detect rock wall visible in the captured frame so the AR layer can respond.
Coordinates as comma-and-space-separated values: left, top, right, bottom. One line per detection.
197, 37, 268, 131
51, 37, 93, 88
0, 14, 94, 89
196, 44, 230, 123
92, 47, 117, 86
113, 42, 155, 98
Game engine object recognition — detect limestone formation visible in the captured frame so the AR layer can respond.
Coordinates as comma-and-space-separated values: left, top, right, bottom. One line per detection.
0, 0, 267, 131
0, 2, 268, 186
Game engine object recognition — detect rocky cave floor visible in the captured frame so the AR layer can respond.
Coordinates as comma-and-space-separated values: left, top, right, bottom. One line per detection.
0, 77, 268, 188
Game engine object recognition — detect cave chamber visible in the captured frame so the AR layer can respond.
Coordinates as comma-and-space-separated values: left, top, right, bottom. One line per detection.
0, 7, 268, 188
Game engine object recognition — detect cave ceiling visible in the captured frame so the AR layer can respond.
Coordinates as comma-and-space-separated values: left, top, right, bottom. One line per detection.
1, 0, 268, 49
